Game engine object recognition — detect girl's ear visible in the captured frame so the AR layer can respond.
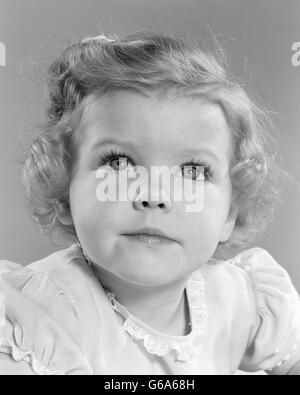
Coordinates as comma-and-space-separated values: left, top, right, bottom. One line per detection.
219, 203, 238, 243
54, 200, 74, 226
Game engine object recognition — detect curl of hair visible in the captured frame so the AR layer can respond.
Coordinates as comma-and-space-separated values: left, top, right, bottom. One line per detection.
21, 30, 290, 256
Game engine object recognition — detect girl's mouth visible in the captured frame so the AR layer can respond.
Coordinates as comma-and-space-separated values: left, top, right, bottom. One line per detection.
123, 234, 176, 246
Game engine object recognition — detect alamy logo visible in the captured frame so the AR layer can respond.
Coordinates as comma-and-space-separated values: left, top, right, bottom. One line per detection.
0, 42, 6, 67
95, 165, 206, 213
291, 42, 300, 67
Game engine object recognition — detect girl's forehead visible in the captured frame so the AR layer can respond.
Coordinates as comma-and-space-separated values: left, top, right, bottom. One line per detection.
82, 90, 224, 125
75, 91, 234, 162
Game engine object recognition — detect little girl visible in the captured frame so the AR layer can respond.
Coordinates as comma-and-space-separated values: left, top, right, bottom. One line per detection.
1, 31, 300, 375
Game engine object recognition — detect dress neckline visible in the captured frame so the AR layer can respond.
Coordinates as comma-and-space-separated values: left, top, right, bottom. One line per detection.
73, 242, 208, 363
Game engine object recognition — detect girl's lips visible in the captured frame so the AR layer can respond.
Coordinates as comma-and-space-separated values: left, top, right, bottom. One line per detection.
122, 227, 177, 243
122, 234, 176, 246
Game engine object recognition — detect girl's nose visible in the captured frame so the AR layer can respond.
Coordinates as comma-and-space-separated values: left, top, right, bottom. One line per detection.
132, 187, 172, 213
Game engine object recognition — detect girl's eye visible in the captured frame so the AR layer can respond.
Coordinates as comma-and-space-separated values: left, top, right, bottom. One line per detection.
97, 149, 135, 171
110, 156, 131, 171
97, 149, 213, 181
181, 161, 212, 181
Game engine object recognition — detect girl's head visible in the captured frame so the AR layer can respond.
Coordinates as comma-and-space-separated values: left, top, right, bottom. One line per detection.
22, 31, 286, 285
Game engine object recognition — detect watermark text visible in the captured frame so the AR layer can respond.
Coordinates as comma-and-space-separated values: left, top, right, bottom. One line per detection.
291, 42, 300, 67
0, 42, 6, 67
95, 165, 206, 213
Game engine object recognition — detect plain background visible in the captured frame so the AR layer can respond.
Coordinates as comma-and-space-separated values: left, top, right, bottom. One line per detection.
0, 0, 299, 294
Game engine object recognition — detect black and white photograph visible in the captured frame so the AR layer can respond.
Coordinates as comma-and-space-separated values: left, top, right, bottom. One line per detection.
0, 0, 299, 377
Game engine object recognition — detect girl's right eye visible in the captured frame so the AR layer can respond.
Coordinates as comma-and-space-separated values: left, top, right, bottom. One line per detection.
97, 149, 135, 171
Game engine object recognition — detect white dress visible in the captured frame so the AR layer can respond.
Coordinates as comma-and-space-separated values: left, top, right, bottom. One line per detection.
0, 244, 300, 375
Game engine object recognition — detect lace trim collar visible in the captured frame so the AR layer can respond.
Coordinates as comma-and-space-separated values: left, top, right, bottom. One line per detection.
104, 270, 208, 363
74, 242, 208, 363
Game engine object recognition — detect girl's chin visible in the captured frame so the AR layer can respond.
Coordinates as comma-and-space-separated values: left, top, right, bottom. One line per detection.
116, 276, 175, 288
113, 261, 182, 287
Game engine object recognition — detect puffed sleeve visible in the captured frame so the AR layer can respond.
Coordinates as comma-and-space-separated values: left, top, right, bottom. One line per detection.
0, 260, 93, 375
232, 248, 300, 374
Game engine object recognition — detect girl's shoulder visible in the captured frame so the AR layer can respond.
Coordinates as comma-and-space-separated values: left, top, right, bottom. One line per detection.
0, 244, 95, 375
0, 243, 95, 313
202, 248, 261, 314
205, 247, 300, 373
26, 243, 91, 284
205, 246, 293, 308
202, 246, 298, 340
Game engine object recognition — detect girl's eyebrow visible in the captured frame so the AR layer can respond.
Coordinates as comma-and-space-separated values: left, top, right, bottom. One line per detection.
177, 147, 223, 165
90, 138, 223, 165
90, 138, 141, 153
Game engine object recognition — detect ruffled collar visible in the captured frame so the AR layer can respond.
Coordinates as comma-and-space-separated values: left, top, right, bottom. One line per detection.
75, 242, 208, 363
104, 271, 208, 363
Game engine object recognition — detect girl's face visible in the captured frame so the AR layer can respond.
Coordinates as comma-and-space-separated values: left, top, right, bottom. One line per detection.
61, 91, 237, 286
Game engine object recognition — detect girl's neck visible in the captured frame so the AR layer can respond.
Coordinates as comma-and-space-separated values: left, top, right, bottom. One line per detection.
95, 267, 191, 336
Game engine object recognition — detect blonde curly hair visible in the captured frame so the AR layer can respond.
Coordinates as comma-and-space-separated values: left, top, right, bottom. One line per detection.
20, 30, 289, 260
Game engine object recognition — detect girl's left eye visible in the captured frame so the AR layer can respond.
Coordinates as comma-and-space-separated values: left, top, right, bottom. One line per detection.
97, 149, 213, 181
181, 160, 213, 181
